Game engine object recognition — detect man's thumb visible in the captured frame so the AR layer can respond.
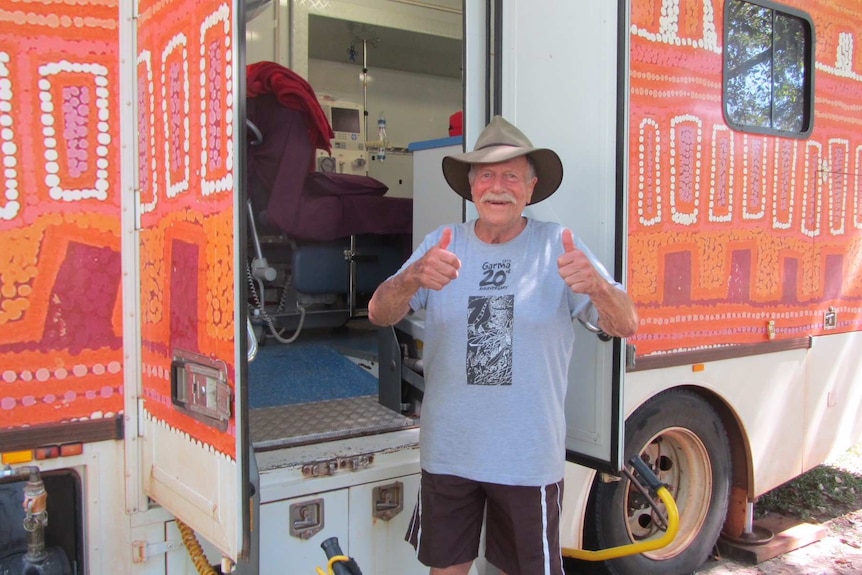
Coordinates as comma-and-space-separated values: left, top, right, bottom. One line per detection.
438, 227, 452, 251
562, 228, 576, 253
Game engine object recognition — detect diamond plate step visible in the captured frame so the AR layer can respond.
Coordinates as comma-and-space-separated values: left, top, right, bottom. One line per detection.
250, 395, 415, 451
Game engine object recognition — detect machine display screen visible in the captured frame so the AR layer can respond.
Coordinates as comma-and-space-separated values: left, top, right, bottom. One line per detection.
331, 107, 361, 134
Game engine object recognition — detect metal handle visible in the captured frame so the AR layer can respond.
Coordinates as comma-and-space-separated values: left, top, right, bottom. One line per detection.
247, 317, 258, 363
246, 119, 263, 146
577, 317, 612, 341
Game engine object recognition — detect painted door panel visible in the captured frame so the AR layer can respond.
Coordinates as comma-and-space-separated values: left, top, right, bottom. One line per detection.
136, 0, 247, 561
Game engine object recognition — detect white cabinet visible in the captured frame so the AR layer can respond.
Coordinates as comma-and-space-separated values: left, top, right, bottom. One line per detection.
259, 474, 424, 575
348, 474, 421, 575
259, 489, 350, 574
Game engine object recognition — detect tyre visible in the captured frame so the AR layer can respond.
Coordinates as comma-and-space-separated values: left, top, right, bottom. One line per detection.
578, 390, 731, 575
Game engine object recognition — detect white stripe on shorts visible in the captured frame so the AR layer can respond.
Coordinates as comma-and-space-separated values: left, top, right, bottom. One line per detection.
413, 482, 423, 557
541, 484, 550, 575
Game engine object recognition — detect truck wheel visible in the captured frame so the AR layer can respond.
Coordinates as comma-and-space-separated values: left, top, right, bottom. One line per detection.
582, 390, 730, 575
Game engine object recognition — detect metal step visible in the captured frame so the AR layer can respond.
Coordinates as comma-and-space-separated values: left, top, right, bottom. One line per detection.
250, 395, 415, 451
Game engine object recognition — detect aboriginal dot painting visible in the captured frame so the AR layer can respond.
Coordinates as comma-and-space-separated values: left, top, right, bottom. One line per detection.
0, 1, 124, 430
627, 0, 862, 356
137, 0, 237, 458
4, 0, 862, 440
0, 0, 238, 460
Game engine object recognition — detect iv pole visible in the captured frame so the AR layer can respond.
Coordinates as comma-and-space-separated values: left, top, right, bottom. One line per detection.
347, 26, 379, 318
350, 25, 379, 152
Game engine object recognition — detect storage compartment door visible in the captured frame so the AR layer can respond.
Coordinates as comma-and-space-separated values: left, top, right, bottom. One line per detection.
135, 0, 249, 561
466, 0, 626, 473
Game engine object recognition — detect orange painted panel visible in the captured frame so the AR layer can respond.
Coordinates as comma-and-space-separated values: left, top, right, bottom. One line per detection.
628, 0, 862, 355
137, 0, 237, 459
0, 2, 123, 429
627, 0, 862, 356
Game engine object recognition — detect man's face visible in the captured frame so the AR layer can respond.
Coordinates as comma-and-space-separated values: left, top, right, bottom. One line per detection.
469, 156, 537, 228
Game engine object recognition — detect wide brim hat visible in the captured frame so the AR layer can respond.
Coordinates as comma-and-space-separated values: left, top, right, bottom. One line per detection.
442, 115, 563, 205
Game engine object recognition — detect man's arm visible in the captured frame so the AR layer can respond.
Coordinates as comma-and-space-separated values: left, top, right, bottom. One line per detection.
367, 270, 422, 327
368, 228, 461, 326
587, 280, 638, 338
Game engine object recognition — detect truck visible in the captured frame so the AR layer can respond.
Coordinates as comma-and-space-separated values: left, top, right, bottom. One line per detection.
1, 0, 861, 574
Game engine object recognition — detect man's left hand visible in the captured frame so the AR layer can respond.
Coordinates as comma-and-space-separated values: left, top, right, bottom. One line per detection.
558, 228, 605, 297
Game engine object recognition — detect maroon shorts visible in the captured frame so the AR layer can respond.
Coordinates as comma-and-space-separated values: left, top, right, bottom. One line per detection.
405, 471, 564, 575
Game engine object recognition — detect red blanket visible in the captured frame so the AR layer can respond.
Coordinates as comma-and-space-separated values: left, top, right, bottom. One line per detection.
247, 61, 334, 153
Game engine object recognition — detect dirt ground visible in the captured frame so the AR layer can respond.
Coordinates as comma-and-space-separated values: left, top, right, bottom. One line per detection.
696, 509, 862, 574
696, 442, 862, 575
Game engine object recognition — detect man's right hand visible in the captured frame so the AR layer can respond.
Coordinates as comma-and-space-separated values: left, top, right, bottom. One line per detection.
411, 227, 461, 290
368, 228, 462, 326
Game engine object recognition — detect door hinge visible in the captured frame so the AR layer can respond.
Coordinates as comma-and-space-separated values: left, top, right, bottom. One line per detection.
301, 454, 375, 478
131, 539, 183, 563
625, 343, 637, 370
133, 188, 142, 230
137, 398, 146, 437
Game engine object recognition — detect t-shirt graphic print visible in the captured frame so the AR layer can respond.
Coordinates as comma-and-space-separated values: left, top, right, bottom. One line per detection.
466, 294, 514, 386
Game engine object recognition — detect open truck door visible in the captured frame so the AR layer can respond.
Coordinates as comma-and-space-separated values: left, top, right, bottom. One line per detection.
134, 0, 251, 564
464, 0, 627, 473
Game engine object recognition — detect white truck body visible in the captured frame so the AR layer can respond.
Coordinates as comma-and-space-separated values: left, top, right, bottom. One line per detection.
2, 1, 862, 575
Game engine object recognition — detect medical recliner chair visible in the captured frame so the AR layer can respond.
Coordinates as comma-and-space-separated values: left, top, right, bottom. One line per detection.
245, 63, 412, 342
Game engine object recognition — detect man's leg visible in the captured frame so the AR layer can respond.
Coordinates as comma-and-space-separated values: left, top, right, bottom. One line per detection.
484, 480, 564, 575
430, 561, 473, 575
430, 563, 510, 575
407, 472, 485, 569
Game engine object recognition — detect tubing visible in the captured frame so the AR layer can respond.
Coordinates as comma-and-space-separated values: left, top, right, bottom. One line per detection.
562, 486, 679, 561
175, 519, 217, 575
563, 456, 681, 561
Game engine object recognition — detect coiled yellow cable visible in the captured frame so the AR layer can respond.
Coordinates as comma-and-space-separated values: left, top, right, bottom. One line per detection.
175, 518, 352, 575
175, 518, 218, 575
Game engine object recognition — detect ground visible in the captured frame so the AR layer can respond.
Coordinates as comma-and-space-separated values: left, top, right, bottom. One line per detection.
696, 442, 862, 574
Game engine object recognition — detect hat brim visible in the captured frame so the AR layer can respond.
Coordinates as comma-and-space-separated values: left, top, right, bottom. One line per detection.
442, 145, 563, 205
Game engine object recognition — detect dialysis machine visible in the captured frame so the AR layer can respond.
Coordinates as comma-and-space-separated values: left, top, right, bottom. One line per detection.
315, 97, 413, 198
316, 98, 369, 176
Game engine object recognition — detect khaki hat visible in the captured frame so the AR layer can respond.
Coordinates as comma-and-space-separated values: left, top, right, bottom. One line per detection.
442, 115, 563, 205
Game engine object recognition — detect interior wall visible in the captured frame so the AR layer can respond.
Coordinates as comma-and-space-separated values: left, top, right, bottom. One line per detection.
246, 2, 276, 65
308, 59, 461, 148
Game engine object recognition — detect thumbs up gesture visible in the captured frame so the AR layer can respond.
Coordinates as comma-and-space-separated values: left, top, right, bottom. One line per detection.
413, 227, 462, 290
558, 228, 603, 296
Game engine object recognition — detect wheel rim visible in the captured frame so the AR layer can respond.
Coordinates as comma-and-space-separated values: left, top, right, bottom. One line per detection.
623, 426, 713, 560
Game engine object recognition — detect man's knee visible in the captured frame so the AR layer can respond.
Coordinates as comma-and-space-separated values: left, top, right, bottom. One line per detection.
429, 561, 473, 575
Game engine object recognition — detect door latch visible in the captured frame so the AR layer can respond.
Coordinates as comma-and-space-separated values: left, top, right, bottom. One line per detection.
289, 498, 324, 540
372, 481, 403, 521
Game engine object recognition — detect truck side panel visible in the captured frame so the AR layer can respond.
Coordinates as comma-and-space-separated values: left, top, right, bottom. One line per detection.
0, 0, 124, 440
627, 0, 862, 356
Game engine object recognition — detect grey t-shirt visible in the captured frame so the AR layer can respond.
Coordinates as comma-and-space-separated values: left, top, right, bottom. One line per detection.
400, 218, 615, 486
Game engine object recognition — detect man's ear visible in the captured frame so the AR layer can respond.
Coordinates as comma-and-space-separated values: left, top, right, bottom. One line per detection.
526, 177, 537, 203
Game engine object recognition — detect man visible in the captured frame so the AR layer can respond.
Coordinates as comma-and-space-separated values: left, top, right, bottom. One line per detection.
368, 116, 638, 575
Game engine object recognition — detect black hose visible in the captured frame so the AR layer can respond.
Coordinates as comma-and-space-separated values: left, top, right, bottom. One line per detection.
628, 455, 666, 492
319, 537, 363, 575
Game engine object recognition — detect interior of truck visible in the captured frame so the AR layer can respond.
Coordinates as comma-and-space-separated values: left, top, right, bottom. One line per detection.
242, 10, 462, 451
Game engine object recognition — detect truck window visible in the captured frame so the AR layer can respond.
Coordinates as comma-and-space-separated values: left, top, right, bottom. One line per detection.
723, 0, 814, 136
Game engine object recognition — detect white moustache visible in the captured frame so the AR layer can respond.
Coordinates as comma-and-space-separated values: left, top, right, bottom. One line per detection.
481, 192, 516, 204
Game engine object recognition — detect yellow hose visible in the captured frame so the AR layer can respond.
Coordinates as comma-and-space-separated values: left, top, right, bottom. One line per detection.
175, 518, 218, 575
175, 517, 351, 575
562, 486, 680, 561
316, 554, 351, 575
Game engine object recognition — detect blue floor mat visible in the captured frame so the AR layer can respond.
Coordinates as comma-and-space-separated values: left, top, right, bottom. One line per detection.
248, 342, 378, 408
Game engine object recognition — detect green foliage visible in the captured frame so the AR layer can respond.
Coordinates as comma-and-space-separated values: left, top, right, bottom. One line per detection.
756, 462, 862, 522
